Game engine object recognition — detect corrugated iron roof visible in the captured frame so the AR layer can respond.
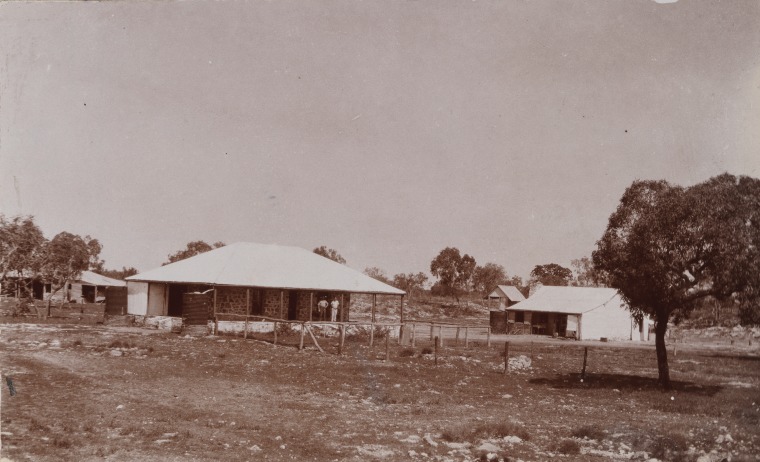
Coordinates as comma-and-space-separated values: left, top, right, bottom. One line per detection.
126, 242, 405, 295
508, 286, 621, 314
78, 271, 126, 287
489, 285, 525, 302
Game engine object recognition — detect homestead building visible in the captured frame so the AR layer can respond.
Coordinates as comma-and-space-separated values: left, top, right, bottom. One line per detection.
501, 286, 651, 341
125, 242, 405, 326
485, 285, 526, 310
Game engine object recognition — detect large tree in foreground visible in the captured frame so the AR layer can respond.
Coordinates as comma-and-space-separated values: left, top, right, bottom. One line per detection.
593, 174, 760, 389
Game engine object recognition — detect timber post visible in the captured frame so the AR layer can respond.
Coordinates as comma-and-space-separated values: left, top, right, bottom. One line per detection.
273, 321, 278, 345
385, 334, 389, 361
244, 288, 250, 339
411, 323, 416, 348
299, 322, 305, 350
434, 336, 439, 366
581, 346, 588, 380
486, 327, 491, 347
370, 323, 375, 347
504, 341, 509, 375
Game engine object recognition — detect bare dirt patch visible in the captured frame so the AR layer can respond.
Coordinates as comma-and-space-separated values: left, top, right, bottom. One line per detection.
1, 322, 759, 461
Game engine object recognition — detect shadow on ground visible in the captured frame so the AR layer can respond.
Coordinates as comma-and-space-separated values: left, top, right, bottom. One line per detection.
529, 373, 723, 396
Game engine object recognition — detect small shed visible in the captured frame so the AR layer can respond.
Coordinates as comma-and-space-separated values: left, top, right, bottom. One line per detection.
125, 242, 406, 323
506, 286, 651, 341
486, 285, 526, 310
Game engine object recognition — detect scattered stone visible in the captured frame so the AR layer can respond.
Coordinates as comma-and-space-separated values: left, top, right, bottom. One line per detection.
401, 435, 421, 444
249, 445, 261, 452
503, 436, 522, 444
49, 339, 61, 348
110, 350, 123, 357
116, 404, 125, 410
424, 434, 438, 447
408, 450, 418, 457
476, 442, 501, 453
502, 394, 513, 399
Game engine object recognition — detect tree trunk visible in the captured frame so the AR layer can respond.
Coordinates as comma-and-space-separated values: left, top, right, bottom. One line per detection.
654, 311, 672, 390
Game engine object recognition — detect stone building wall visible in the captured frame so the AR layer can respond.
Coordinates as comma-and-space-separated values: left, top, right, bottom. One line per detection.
263, 289, 288, 318
215, 287, 248, 315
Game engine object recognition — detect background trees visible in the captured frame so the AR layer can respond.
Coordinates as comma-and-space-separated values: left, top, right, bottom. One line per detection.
164, 241, 225, 265
392, 272, 428, 300
313, 246, 346, 264
40, 232, 102, 302
363, 267, 391, 285
593, 174, 760, 389
430, 247, 476, 301
528, 263, 572, 289
472, 263, 508, 295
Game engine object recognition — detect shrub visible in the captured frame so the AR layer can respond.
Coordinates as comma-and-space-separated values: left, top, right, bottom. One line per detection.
572, 424, 606, 441
398, 348, 415, 357
554, 439, 581, 455
421, 347, 434, 355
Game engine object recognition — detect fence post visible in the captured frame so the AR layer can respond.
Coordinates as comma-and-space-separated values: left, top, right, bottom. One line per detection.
411, 323, 416, 348
370, 324, 375, 347
430, 323, 434, 341
299, 322, 305, 350
339, 324, 346, 355
434, 336, 439, 366
273, 321, 278, 345
504, 341, 509, 375
439, 326, 444, 347
487, 327, 491, 347
581, 347, 588, 380
385, 334, 390, 361
214, 316, 218, 336
455, 327, 460, 346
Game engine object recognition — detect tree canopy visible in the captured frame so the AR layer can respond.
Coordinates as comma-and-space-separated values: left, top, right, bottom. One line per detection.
430, 247, 476, 301
363, 267, 392, 285
570, 256, 608, 287
593, 173, 760, 388
164, 241, 225, 265
40, 232, 102, 301
0, 215, 46, 280
392, 272, 428, 300
529, 263, 572, 288
472, 263, 508, 294
313, 246, 346, 265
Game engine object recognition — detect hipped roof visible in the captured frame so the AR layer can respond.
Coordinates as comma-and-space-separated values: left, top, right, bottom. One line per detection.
487, 285, 526, 302
127, 242, 405, 295
509, 286, 622, 314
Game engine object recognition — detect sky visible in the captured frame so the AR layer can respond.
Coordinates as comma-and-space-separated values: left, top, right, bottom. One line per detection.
1, 0, 759, 281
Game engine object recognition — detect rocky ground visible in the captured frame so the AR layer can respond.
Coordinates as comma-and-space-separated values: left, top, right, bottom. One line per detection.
0, 321, 758, 461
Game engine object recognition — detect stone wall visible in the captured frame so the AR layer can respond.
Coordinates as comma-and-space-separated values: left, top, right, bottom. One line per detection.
216, 287, 248, 315
263, 289, 288, 318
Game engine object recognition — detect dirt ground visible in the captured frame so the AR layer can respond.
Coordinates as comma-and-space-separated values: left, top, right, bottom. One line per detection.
1, 320, 759, 462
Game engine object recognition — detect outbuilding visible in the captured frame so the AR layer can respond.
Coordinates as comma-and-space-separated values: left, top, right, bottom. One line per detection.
505, 286, 651, 341
486, 285, 526, 310
125, 242, 405, 327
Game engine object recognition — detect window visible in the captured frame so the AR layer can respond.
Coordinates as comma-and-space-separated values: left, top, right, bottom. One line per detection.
515, 311, 525, 323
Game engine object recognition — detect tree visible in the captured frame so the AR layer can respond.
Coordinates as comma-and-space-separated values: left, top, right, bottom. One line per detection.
430, 247, 477, 301
39, 232, 101, 306
472, 263, 508, 294
0, 215, 46, 296
392, 272, 429, 300
529, 263, 572, 288
570, 256, 608, 287
593, 174, 760, 389
364, 267, 391, 285
164, 241, 225, 265
313, 246, 346, 265
100, 266, 139, 280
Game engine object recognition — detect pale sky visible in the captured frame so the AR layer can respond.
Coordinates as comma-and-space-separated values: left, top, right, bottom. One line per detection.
1, 1, 759, 280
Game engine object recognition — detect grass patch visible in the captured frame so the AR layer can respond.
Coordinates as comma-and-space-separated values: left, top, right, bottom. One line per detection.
553, 438, 581, 455
572, 424, 606, 441
442, 421, 530, 443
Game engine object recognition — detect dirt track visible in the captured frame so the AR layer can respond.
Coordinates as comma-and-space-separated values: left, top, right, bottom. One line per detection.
1, 322, 759, 461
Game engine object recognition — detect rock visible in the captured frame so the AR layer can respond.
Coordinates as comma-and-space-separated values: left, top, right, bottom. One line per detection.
249, 445, 261, 452
116, 404, 125, 410
503, 435, 522, 444
502, 394, 513, 399
110, 350, 123, 357
408, 450, 418, 457
424, 434, 438, 447
401, 435, 421, 444
49, 339, 61, 348
476, 442, 501, 453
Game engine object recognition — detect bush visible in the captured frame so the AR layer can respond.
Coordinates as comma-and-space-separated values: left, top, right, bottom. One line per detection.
554, 439, 581, 455
572, 424, 606, 441
399, 348, 415, 357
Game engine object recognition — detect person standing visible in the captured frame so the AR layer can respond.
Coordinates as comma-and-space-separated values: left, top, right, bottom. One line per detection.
330, 298, 339, 322
317, 297, 329, 321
